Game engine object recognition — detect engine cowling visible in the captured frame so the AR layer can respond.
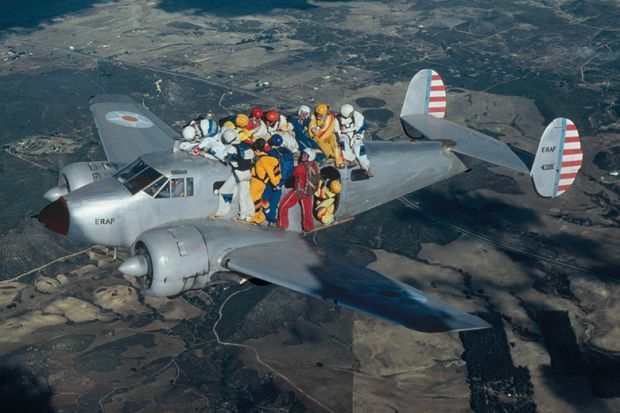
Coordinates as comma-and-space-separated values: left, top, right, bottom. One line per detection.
121, 226, 211, 297
44, 161, 118, 202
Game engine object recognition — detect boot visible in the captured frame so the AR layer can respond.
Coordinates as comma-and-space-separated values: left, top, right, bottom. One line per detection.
364, 168, 374, 178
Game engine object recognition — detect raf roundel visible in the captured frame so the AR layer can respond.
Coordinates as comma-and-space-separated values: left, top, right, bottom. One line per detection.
105, 111, 154, 128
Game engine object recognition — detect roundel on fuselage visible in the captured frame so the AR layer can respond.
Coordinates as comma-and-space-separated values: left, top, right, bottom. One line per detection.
105, 111, 154, 128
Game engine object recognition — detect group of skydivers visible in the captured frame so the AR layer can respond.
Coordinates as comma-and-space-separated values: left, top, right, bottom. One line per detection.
179, 103, 372, 232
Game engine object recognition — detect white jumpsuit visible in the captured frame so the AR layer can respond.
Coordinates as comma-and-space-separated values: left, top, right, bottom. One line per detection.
337, 111, 370, 170
213, 144, 255, 220
267, 114, 299, 154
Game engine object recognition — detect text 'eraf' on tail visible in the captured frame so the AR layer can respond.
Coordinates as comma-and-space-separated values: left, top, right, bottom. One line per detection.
531, 118, 582, 198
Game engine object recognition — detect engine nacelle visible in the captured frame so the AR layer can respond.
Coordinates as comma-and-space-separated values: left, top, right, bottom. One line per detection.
44, 161, 119, 202
126, 226, 211, 297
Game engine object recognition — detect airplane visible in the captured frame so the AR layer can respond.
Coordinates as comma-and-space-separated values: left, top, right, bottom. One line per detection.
36, 69, 583, 333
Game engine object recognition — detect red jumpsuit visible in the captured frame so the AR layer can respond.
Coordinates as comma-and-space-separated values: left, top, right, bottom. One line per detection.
277, 161, 318, 232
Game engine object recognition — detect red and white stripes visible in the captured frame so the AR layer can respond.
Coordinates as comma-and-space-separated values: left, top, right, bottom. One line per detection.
427, 70, 446, 119
556, 120, 582, 196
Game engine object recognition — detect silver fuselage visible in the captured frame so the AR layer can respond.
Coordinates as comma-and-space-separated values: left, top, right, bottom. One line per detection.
61, 140, 466, 247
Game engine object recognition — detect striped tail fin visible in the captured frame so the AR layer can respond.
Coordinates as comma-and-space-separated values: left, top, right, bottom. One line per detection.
400, 69, 446, 119
531, 118, 583, 198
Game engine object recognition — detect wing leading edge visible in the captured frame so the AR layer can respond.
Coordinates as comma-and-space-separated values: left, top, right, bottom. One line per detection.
89, 95, 178, 164
224, 240, 490, 333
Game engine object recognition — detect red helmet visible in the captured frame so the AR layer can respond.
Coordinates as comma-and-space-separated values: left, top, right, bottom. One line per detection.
265, 110, 279, 123
251, 107, 264, 119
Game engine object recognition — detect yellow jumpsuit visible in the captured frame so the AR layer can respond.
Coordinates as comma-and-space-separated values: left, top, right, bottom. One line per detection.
249, 153, 281, 224
309, 113, 344, 167
313, 180, 339, 224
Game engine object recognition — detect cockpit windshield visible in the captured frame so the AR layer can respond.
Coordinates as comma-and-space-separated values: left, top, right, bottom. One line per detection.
115, 159, 147, 183
123, 167, 163, 195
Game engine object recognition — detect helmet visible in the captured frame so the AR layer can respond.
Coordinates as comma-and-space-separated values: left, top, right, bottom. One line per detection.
235, 114, 250, 128
251, 107, 264, 119
221, 128, 238, 144
340, 104, 354, 118
269, 134, 283, 147
315, 103, 328, 116
223, 120, 235, 129
265, 110, 279, 123
253, 138, 266, 152
329, 180, 342, 194
303, 147, 316, 162
182, 126, 197, 141
298, 105, 311, 115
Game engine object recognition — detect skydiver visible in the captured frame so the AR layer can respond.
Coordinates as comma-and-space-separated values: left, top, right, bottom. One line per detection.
209, 129, 255, 221
288, 105, 325, 162
261, 134, 294, 227
248, 107, 269, 140
277, 148, 320, 232
195, 127, 237, 163
179, 116, 220, 152
265, 110, 298, 154
308, 103, 344, 168
249, 138, 282, 225
337, 103, 373, 177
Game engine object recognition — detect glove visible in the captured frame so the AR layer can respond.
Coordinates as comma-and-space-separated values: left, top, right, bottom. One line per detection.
192, 147, 200, 155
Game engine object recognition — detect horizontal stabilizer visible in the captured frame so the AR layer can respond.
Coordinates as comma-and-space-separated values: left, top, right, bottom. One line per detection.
224, 239, 490, 333
531, 118, 582, 197
401, 114, 530, 173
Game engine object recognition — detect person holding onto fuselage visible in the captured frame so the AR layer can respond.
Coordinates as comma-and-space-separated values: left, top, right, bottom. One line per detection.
337, 103, 373, 177
180, 116, 220, 153
308, 103, 344, 168
249, 138, 281, 225
265, 110, 298, 154
209, 129, 255, 221
261, 134, 293, 227
248, 107, 269, 141
277, 148, 320, 232
289, 105, 325, 162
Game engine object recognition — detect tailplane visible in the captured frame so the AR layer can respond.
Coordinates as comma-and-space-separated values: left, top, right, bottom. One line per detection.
531, 118, 582, 197
400, 69, 583, 196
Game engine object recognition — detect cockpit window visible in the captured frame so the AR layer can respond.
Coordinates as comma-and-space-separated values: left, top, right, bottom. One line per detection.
123, 167, 162, 195
144, 177, 168, 197
155, 182, 170, 198
115, 159, 146, 183
171, 178, 185, 198
186, 178, 194, 196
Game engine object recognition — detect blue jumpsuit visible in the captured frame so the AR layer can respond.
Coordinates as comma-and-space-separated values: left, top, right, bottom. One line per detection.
288, 115, 325, 162
262, 147, 294, 224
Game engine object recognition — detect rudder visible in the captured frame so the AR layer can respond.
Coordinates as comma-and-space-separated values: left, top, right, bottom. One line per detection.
400, 69, 446, 119
531, 118, 582, 198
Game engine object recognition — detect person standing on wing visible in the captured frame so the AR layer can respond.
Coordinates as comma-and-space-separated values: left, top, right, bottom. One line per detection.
277, 148, 320, 232
338, 103, 373, 177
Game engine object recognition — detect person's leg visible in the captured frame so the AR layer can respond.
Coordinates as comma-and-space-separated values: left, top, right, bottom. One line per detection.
300, 194, 315, 232
213, 174, 237, 217
277, 189, 298, 229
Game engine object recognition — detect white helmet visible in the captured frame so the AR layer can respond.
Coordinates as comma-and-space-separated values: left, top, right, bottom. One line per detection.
221, 128, 238, 144
182, 126, 197, 141
303, 148, 316, 162
340, 103, 354, 118
298, 105, 311, 115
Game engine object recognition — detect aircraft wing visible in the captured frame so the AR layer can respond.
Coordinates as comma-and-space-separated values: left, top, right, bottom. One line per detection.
89, 95, 178, 164
223, 239, 490, 333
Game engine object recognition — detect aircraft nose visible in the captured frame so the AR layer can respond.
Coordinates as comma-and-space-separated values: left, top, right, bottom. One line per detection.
38, 197, 69, 235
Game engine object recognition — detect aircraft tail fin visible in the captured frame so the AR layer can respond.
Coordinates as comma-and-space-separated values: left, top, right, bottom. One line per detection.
530, 118, 582, 197
400, 69, 446, 119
